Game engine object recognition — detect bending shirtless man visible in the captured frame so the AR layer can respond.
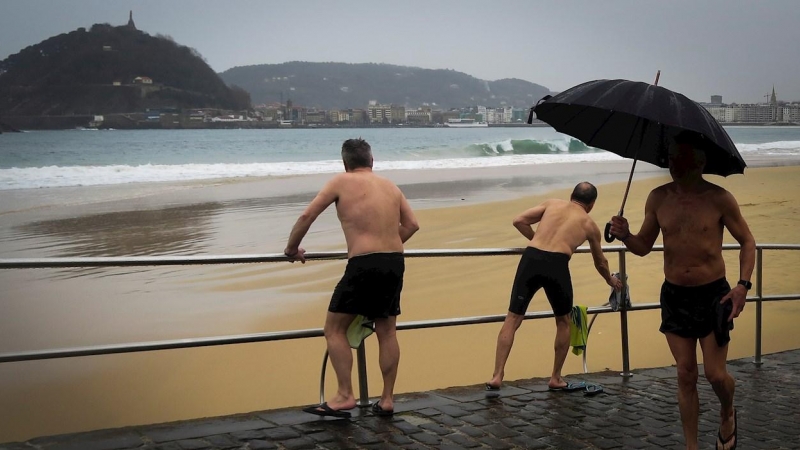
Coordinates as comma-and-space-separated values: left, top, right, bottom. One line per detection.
486, 182, 622, 391
285, 138, 419, 418
609, 132, 754, 450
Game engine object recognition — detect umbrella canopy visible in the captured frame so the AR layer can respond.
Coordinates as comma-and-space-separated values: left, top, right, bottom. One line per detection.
531, 79, 746, 176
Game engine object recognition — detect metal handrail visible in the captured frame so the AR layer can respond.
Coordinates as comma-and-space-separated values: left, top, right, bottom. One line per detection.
2, 244, 799, 407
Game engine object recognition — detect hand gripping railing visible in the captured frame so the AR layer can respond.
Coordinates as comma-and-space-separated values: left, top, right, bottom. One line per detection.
2, 244, 799, 408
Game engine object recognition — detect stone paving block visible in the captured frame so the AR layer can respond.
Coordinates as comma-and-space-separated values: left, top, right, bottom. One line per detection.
435, 444, 466, 450
458, 401, 489, 412
29, 428, 144, 450
175, 439, 211, 450
477, 434, 514, 449
244, 440, 276, 450
409, 431, 441, 446
282, 436, 318, 450
514, 424, 552, 439
153, 443, 183, 450
454, 425, 485, 438
432, 404, 471, 417
499, 416, 530, 428
259, 409, 328, 426
261, 427, 302, 441
229, 429, 267, 441
387, 432, 414, 446
432, 414, 465, 427
390, 417, 423, 433
459, 413, 493, 427
204, 434, 240, 449
481, 422, 520, 439
418, 422, 452, 436
442, 432, 482, 448
145, 418, 269, 443
508, 436, 553, 449
348, 429, 382, 445
306, 430, 336, 443
589, 436, 624, 449
0, 444, 29, 450
354, 417, 401, 434
390, 392, 456, 412
414, 407, 441, 417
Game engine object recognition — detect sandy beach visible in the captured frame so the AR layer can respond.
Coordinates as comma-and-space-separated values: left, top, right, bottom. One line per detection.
1, 158, 799, 442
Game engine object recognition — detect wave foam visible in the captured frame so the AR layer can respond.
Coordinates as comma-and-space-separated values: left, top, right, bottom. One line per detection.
0, 153, 624, 190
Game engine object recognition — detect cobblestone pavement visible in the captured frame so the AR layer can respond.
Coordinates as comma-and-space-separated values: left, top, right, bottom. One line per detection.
4, 350, 800, 449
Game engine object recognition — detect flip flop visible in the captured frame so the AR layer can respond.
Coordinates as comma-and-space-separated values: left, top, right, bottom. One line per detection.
371, 401, 394, 417
716, 408, 737, 450
302, 402, 352, 418
584, 384, 604, 397
548, 381, 587, 392
484, 383, 501, 392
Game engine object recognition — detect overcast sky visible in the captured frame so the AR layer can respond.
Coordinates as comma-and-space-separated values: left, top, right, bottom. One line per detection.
2, 0, 799, 104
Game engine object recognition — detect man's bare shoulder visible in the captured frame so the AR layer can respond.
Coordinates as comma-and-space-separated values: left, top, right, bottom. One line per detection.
542, 198, 566, 208
647, 183, 672, 201
703, 180, 730, 196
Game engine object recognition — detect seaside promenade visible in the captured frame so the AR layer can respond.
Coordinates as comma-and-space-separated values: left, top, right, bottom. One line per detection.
4, 349, 799, 450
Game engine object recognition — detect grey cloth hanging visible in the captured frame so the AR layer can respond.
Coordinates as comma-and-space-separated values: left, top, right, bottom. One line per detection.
609, 273, 631, 311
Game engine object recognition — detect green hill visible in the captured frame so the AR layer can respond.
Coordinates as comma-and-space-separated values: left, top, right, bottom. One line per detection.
0, 23, 251, 115
219, 61, 551, 109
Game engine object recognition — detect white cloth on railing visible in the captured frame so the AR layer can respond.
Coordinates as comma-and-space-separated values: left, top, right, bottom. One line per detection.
609, 272, 631, 312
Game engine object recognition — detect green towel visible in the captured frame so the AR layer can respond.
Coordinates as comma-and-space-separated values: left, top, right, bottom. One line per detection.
346, 315, 374, 349
569, 305, 588, 355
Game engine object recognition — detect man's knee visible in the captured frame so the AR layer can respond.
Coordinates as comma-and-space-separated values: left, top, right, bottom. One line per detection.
704, 365, 731, 386
676, 363, 699, 387
505, 312, 525, 328
374, 317, 397, 338
324, 312, 354, 337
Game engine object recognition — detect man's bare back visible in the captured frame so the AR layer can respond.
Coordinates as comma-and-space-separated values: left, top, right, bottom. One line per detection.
284, 167, 417, 262
331, 171, 414, 257
524, 199, 600, 256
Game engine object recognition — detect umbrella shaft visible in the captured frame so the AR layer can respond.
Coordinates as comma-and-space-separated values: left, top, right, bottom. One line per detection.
619, 158, 638, 216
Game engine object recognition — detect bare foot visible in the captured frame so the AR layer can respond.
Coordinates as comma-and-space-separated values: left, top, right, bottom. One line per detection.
717, 408, 737, 450
325, 394, 357, 412
485, 376, 502, 390
548, 377, 567, 390
377, 397, 394, 412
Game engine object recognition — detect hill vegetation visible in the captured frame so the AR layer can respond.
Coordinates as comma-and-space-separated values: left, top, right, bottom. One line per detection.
219, 61, 551, 110
0, 23, 251, 115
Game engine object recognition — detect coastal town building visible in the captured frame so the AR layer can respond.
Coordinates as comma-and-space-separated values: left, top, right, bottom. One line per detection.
700, 87, 800, 124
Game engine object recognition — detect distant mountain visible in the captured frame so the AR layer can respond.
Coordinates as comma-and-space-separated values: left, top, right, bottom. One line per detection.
219, 62, 551, 109
0, 23, 251, 115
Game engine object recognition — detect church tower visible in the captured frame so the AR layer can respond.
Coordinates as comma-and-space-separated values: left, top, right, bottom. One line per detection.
127, 10, 137, 30
770, 85, 777, 105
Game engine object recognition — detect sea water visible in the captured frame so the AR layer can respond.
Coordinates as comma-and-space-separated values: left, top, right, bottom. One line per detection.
2, 126, 799, 190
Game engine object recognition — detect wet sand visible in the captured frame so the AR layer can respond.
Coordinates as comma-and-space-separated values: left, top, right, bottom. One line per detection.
1, 158, 800, 442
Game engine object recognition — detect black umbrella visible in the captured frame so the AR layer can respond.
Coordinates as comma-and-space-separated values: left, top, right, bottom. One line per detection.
529, 74, 746, 242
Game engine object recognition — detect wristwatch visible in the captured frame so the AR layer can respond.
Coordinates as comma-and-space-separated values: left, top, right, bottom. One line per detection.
737, 279, 752, 290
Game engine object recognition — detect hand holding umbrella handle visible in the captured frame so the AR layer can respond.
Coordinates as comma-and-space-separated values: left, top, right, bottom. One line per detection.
604, 222, 616, 243
605, 210, 625, 243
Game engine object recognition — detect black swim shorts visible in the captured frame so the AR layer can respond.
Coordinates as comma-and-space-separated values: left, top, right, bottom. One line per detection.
329, 252, 404, 319
659, 278, 734, 347
508, 247, 573, 317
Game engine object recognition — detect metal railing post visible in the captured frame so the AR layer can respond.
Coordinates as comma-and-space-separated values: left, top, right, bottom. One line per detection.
355, 342, 371, 407
619, 250, 633, 377
754, 247, 763, 366
319, 350, 329, 404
